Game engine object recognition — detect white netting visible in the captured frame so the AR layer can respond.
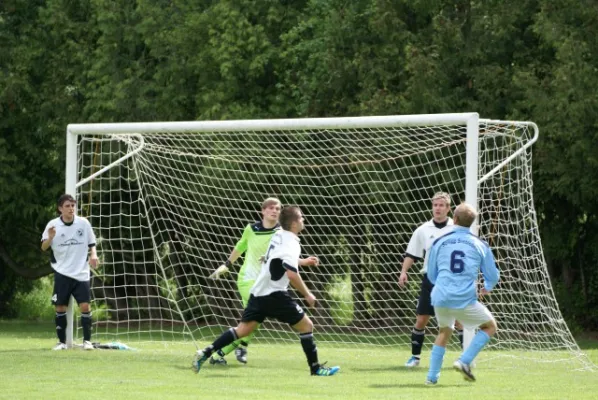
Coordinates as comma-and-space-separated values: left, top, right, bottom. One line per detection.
72, 116, 592, 369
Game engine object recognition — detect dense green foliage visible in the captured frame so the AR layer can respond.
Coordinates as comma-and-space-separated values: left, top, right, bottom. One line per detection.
1, 0, 597, 329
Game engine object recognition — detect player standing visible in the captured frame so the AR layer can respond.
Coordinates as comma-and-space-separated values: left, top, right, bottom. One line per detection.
425, 202, 499, 384
399, 192, 460, 367
41, 194, 99, 350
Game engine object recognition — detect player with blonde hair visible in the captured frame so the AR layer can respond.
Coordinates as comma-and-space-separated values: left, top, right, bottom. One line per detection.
399, 192, 461, 367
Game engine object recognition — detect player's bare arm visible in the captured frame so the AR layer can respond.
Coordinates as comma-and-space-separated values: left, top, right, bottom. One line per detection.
41, 226, 56, 251
298, 256, 319, 267
287, 270, 316, 308
89, 246, 99, 269
399, 257, 415, 287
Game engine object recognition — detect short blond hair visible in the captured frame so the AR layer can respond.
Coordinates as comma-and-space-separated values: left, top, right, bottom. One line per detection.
432, 192, 451, 206
454, 202, 477, 227
261, 197, 282, 210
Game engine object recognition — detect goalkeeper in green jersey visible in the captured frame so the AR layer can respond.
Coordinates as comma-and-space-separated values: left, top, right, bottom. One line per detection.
209, 197, 318, 365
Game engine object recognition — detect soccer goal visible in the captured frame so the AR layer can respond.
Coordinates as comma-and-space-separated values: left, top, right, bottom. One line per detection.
65, 113, 592, 370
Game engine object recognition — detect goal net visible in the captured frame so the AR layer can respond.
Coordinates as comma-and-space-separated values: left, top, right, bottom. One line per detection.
67, 114, 592, 369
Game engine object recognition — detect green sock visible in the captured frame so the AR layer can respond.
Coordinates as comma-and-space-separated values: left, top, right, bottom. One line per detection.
220, 324, 258, 356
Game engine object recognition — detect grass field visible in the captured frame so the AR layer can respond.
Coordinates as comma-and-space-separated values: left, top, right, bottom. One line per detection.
1, 321, 596, 400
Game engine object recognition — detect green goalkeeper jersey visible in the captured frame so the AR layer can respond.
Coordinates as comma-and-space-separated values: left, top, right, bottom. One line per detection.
235, 221, 281, 282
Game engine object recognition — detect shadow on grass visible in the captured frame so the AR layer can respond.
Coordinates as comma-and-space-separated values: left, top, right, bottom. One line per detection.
353, 365, 456, 373
370, 383, 468, 389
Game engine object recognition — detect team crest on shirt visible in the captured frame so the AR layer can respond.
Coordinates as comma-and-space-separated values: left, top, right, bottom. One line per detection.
77, 229, 84, 237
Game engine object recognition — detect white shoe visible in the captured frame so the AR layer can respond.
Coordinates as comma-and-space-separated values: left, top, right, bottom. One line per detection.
53, 342, 68, 351
83, 341, 94, 350
453, 360, 475, 381
405, 356, 420, 368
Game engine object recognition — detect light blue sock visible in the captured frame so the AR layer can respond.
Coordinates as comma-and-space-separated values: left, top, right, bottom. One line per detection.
460, 330, 491, 365
427, 344, 446, 383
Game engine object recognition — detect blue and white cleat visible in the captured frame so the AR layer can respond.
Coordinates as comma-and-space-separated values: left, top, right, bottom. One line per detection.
453, 360, 475, 382
192, 350, 208, 374
312, 363, 340, 376
405, 355, 420, 368
425, 379, 437, 386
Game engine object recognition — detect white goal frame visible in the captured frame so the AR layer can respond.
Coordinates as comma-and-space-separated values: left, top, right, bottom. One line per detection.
63, 112, 538, 349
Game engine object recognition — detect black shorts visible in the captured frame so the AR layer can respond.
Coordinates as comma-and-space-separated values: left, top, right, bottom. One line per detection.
416, 274, 435, 316
52, 272, 91, 306
241, 291, 305, 326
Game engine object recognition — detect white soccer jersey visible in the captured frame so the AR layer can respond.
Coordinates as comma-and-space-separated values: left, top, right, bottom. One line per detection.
405, 218, 454, 274
251, 230, 301, 297
41, 216, 97, 281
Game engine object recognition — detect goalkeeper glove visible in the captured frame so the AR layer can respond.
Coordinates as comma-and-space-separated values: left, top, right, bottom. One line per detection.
209, 260, 231, 279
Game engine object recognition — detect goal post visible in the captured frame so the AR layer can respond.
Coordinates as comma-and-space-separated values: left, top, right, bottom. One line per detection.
63, 113, 592, 370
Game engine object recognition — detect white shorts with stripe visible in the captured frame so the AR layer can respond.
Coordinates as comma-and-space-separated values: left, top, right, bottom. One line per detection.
434, 301, 495, 330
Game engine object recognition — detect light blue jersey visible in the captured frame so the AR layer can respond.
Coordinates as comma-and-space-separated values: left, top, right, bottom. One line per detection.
427, 226, 499, 309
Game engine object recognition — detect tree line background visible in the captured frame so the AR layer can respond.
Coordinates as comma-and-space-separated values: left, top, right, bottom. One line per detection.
1, 0, 597, 332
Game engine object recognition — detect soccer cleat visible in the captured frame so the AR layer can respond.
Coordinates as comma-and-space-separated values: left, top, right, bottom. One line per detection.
83, 341, 94, 350
312, 363, 340, 376
52, 342, 68, 351
209, 356, 227, 365
192, 350, 208, 374
425, 379, 437, 386
405, 355, 421, 368
235, 347, 248, 364
453, 360, 476, 382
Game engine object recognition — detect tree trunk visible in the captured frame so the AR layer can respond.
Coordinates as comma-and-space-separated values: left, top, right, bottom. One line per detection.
0, 239, 54, 279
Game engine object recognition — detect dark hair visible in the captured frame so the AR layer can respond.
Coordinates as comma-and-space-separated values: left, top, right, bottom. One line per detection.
57, 194, 76, 207
279, 206, 301, 230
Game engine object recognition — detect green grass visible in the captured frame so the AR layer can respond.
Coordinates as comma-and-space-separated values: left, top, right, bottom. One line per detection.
0, 321, 597, 400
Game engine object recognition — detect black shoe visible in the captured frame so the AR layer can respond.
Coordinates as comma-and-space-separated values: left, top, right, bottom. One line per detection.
235, 347, 247, 364
209, 356, 227, 365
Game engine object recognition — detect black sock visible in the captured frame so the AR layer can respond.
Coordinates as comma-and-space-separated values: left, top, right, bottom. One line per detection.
81, 312, 92, 341
457, 329, 464, 349
55, 312, 67, 343
411, 328, 425, 357
299, 332, 319, 374
205, 328, 238, 357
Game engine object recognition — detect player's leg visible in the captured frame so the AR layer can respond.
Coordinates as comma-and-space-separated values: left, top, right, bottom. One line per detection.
425, 307, 455, 384
453, 302, 497, 381
215, 280, 256, 364
291, 316, 340, 376
269, 291, 339, 376
407, 274, 434, 367
194, 321, 258, 373
193, 294, 262, 373
455, 320, 464, 349
52, 272, 72, 350
73, 280, 93, 350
